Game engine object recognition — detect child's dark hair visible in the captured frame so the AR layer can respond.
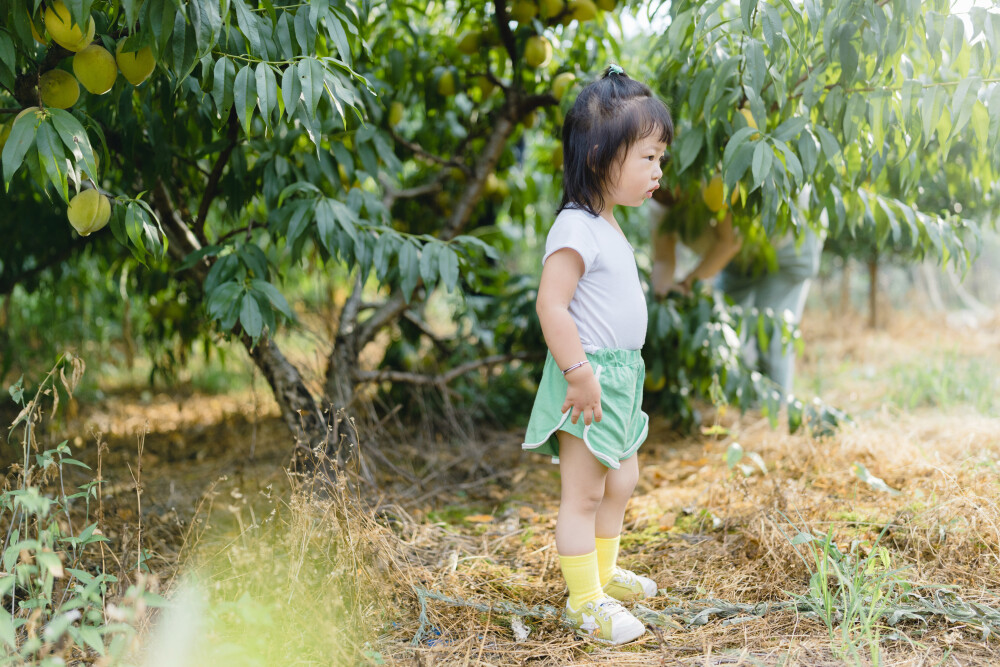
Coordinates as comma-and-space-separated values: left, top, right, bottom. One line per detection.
559, 66, 673, 216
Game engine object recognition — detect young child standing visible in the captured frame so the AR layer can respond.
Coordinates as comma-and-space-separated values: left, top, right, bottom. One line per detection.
521, 65, 673, 645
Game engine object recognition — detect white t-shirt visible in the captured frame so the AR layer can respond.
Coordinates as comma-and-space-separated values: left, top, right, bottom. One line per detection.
542, 207, 648, 352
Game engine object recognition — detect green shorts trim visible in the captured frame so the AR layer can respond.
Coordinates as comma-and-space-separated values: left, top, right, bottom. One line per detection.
521, 349, 648, 470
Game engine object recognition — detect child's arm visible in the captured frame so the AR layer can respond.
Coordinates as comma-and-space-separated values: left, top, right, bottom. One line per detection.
536, 249, 602, 426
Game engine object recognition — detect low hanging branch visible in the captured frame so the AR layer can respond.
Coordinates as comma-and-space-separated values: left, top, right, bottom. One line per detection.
353, 352, 537, 386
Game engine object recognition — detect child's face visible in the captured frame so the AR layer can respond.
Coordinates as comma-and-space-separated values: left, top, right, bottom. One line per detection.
604, 134, 667, 214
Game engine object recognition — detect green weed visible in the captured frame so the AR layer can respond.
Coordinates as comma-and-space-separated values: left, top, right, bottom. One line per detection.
885, 353, 999, 415
1, 354, 163, 664
786, 527, 910, 666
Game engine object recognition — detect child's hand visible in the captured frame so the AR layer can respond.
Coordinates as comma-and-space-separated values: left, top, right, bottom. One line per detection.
562, 369, 602, 426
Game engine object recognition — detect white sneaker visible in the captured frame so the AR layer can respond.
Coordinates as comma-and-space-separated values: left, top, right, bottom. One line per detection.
563, 596, 646, 645
603, 567, 658, 602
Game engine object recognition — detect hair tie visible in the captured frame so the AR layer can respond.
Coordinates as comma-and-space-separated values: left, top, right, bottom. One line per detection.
607, 64, 625, 76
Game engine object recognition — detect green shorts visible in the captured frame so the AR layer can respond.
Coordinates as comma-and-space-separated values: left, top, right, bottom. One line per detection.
521, 349, 648, 470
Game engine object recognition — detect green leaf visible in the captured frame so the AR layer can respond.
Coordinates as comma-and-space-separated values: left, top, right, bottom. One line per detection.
790, 532, 815, 545
774, 141, 802, 186
3, 111, 38, 190
814, 125, 840, 161
276, 12, 296, 58
297, 58, 325, 118
212, 57, 236, 119
675, 125, 703, 173
419, 241, 440, 287
251, 279, 293, 319
971, 100, 989, 147
240, 292, 264, 340
207, 281, 243, 320
725, 442, 744, 469
255, 63, 278, 127
921, 86, 946, 146
122, 0, 141, 27
326, 7, 352, 67
234, 64, 256, 135
838, 26, 858, 83
949, 76, 980, 141
797, 131, 818, 175
35, 121, 71, 202
0, 31, 15, 93
294, 7, 315, 53
740, 0, 756, 33
48, 109, 98, 185
398, 240, 419, 302
788, 399, 803, 433
744, 39, 766, 96
144, 0, 178, 58
751, 141, 772, 190
438, 247, 460, 292
281, 63, 302, 118
233, 0, 261, 54
772, 116, 808, 142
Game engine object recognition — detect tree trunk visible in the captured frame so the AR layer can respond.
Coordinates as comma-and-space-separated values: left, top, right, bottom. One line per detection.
839, 256, 851, 316
243, 333, 330, 466
868, 256, 879, 329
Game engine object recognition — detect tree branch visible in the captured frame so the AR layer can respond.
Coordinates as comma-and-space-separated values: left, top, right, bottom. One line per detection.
388, 126, 467, 169
402, 310, 453, 355
379, 172, 445, 210
353, 352, 538, 385
358, 291, 410, 346
494, 0, 518, 67
440, 99, 518, 241
195, 112, 240, 243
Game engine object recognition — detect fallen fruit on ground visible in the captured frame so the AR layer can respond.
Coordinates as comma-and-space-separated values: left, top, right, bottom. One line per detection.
39, 70, 80, 109
74, 45, 118, 95
524, 36, 552, 69
67, 189, 111, 236
44, 1, 95, 51
116, 42, 156, 86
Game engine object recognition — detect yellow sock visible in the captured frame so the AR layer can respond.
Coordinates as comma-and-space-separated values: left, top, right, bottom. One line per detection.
559, 551, 603, 610
595, 535, 620, 587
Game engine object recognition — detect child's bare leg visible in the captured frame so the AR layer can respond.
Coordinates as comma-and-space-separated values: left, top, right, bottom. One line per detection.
596, 454, 638, 538
555, 431, 608, 555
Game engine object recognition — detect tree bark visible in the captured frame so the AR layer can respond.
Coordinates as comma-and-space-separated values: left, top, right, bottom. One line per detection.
243, 333, 329, 464
839, 256, 851, 316
868, 256, 879, 329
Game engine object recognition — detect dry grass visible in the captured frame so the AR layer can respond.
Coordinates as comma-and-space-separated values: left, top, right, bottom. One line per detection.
14, 308, 997, 665
338, 308, 1000, 666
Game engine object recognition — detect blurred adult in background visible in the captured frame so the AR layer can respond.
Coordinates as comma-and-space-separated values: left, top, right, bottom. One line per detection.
650, 185, 824, 396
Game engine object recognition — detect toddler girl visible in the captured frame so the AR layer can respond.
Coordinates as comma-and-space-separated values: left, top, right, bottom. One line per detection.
522, 65, 673, 645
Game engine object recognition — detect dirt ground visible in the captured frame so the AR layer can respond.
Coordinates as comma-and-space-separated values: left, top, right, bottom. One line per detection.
15, 304, 1000, 665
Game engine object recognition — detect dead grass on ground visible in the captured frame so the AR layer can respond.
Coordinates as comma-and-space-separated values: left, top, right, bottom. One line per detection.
10, 308, 997, 665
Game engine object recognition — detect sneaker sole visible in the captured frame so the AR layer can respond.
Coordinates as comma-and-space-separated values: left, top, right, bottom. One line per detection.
569, 622, 646, 646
